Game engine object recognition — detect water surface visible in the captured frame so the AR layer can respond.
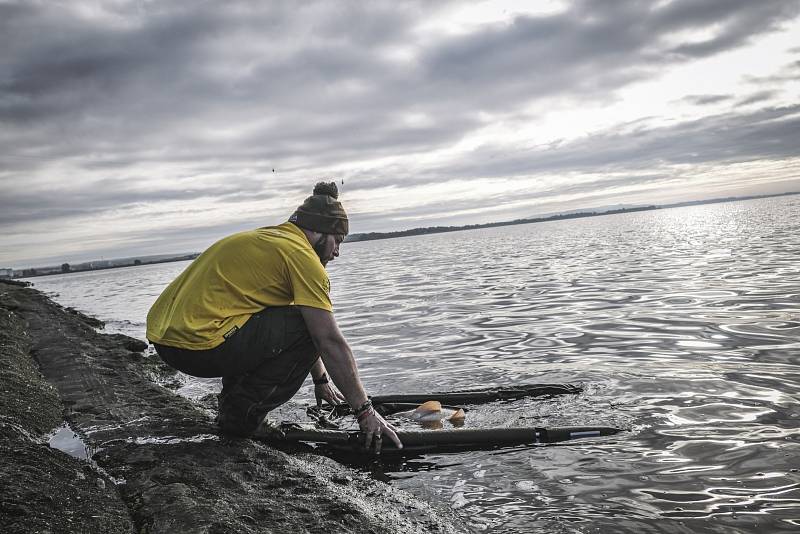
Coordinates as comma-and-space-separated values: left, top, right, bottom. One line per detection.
31, 196, 800, 533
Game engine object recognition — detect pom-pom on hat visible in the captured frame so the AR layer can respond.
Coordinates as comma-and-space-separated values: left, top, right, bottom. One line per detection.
289, 181, 349, 235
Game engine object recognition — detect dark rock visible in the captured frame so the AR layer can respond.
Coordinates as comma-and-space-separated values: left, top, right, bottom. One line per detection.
0, 282, 471, 534
64, 306, 105, 329
104, 333, 148, 353
0, 279, 31, 288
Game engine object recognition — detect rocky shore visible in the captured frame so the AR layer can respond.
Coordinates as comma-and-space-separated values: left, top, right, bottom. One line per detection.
0, 280, 469, 534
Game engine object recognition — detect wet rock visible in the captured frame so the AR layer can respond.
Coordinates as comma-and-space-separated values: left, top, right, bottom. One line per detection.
103, 333, 148, 353
0, 502, 30, 517
0, 284, 136, 533
0, 279, 30, 288
65, 306, 105, 329
0, 280, 471, 534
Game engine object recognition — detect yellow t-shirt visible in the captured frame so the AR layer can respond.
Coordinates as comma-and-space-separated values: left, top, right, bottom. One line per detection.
146, 222, 332, 350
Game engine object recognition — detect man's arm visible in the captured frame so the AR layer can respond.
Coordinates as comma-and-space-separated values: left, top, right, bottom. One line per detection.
299, 305, 402, 451
309, 356, 345, 406
310, 357, 327, 381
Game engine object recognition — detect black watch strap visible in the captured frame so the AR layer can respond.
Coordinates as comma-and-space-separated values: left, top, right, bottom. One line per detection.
313, 374, 329, 385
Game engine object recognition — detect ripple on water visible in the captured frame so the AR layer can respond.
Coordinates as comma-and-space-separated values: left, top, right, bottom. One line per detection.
28, 196, 800, 534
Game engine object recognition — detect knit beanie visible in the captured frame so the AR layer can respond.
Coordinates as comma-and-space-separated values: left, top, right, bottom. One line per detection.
289, 182, 349, 235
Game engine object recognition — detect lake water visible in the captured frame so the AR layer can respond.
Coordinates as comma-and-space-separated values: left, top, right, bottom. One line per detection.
29, 195, 800, 533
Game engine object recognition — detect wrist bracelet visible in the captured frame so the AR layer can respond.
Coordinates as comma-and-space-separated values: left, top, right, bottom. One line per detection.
357, 407, 374, 422
353, 399, 373, 418
313, 374, 329, 386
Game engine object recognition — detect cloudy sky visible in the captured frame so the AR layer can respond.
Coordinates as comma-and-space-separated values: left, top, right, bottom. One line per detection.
2, 0, 800, 267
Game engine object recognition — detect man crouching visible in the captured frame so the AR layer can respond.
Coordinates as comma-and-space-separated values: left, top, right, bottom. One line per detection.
146, 181, 401, 453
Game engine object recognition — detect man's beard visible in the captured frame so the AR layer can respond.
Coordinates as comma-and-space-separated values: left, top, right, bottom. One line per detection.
313, 235, 328, 266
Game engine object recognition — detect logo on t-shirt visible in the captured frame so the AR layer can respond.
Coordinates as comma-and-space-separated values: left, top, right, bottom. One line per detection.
323, 277, 330, 295
223, 325, 240, 340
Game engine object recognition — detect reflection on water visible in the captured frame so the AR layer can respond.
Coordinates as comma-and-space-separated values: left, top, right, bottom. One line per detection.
30, 196, 800, 534
49, 422, 93, 460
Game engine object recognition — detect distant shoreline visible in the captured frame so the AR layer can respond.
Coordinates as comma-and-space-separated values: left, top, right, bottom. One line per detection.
346, 205, 658, 242
7, 190, 797, 277
11, 253, 200, 279
344, 190, 799, 243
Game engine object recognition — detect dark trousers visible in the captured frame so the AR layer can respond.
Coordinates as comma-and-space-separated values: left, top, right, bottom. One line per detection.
153, 306, 317, 436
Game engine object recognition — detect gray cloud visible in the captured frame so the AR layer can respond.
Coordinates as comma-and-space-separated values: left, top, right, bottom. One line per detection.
736, 90, 779, 106
433, 104, 800, 181
6, 119, 799, 240
2, 0, 800, 264
2, 0, 798, 169
0, 177, 288, 226
682, 94, 733, 106
663, 1, 791, 58
347, 172, 686, 234
743, 58, 800, 86
327, 102, 800, 230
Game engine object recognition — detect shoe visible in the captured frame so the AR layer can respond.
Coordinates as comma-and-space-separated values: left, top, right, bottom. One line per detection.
250, 416, 286, 440
216, 411, 250, 438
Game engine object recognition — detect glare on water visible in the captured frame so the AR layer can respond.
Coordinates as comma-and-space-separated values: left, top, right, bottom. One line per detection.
31, 195, 800, 534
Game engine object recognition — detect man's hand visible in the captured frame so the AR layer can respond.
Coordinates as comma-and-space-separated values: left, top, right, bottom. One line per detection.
358, 408, 402, 454
314, 382, 345, 407
298, 306, 403, 453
